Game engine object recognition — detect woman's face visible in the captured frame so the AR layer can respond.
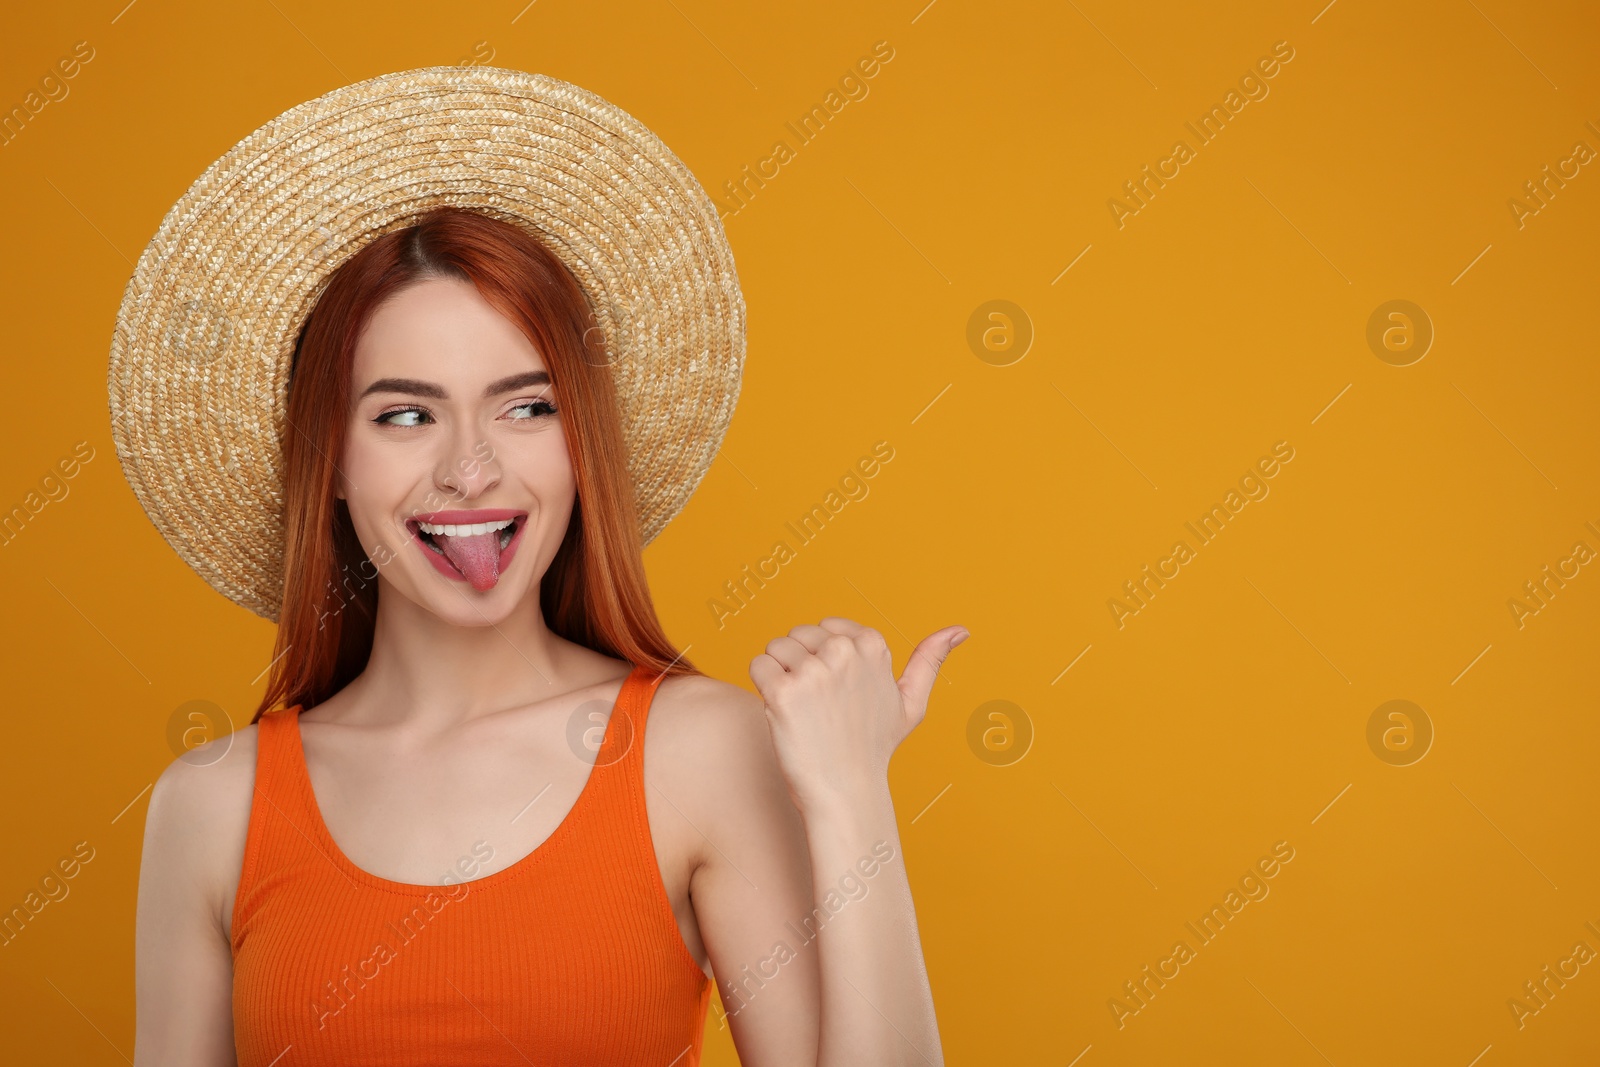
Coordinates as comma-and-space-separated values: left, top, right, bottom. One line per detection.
338, 275, 576, 627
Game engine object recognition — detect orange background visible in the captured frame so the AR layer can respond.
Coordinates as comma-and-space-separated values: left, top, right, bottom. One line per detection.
2, 0, 1598, 1063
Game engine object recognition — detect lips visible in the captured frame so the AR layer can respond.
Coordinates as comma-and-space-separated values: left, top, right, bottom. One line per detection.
404, 508, 529, 590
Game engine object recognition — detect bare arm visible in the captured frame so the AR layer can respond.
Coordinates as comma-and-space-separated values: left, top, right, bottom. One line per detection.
680, 687, 941, 1064
653, 676, 822, 1065
799, 783, 941, 1066
748, 617, 965, 1067
133, 730, 254, 1066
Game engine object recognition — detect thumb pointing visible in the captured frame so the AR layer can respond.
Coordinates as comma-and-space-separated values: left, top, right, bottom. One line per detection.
898, 625, 969, 717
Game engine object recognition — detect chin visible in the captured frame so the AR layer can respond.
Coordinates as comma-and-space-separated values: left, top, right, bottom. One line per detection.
434, 597, 530, 628
407, 577, 540, 627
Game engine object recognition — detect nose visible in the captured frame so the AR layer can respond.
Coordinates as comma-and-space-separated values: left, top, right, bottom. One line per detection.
434, 423, 500, 500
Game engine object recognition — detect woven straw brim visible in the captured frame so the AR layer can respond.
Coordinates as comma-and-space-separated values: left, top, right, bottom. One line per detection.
107, 66, 745, 623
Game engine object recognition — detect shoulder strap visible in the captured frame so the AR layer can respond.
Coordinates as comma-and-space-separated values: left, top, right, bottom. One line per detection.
250, 707, 293, 798
231, 707, 297, 953
248, 706, 332, 845
241, 708, 319, 861
602, 664, 665, 769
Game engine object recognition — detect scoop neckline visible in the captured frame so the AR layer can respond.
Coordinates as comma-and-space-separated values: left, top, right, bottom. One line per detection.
279, 664, 642, 895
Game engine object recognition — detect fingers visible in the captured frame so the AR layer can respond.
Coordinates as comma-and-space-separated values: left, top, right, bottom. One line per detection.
816, 617, 889, 655
749, 652, 787, 694
761, 635, 812, 672
792, 619, 889, 663
752, 629, 842, 687
851, 626, 891, 658
785, 624, 833, 653
759, 619, 894, 682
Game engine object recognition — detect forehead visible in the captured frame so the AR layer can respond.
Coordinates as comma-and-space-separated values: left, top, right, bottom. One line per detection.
352, 275, 547, 381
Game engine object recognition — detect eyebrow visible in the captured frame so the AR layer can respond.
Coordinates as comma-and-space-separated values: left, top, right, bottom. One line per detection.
357, 370, 551, 401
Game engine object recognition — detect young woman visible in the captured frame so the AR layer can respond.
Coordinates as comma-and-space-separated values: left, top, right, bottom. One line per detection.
118, 70, 965, 1067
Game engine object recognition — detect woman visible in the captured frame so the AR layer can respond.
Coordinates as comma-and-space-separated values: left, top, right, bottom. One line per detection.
114, 69, 965, 1065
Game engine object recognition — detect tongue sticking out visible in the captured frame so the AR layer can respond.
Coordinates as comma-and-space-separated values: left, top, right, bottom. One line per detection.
437, 529, 505, 591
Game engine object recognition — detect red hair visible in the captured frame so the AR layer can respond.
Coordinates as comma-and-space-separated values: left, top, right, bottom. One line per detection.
253, 206, 698, 723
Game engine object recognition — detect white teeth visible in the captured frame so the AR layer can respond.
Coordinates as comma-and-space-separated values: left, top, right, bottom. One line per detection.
418, 518, 515, 537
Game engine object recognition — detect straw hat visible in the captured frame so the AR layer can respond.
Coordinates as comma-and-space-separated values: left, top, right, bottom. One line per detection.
107, 66, 746, 623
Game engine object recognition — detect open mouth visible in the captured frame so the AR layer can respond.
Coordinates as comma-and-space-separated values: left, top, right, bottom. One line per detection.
405, 512, 528, 591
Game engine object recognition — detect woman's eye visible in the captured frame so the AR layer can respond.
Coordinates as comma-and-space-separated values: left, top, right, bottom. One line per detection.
508, 399, 557, 421
375, 407, 431, 427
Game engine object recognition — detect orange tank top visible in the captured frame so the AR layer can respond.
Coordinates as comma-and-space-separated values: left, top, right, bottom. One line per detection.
230, 664, 712, 1066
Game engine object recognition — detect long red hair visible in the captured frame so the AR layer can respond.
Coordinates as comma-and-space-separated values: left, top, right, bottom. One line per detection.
253, 206, 698, 723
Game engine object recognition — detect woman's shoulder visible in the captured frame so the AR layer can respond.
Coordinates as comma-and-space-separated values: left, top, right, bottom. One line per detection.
143, 721, 261, 923
650, 671, 766, 745
647, 671, 782, 797
149, 720, 260, 814
645, 671, 810, 892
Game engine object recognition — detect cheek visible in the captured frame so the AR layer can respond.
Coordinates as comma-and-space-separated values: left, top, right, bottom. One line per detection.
338, 430, 418, 549
509, 432, 579, 555
528, 430, 578, 510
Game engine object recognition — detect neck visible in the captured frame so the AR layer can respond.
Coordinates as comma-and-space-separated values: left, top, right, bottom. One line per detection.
337, 577, 623, 731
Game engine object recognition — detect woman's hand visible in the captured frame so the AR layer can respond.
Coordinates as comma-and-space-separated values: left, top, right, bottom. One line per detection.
749, 615, 969, 818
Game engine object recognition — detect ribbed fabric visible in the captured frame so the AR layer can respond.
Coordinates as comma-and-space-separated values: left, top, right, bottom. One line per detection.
231, 664, 711, 1066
